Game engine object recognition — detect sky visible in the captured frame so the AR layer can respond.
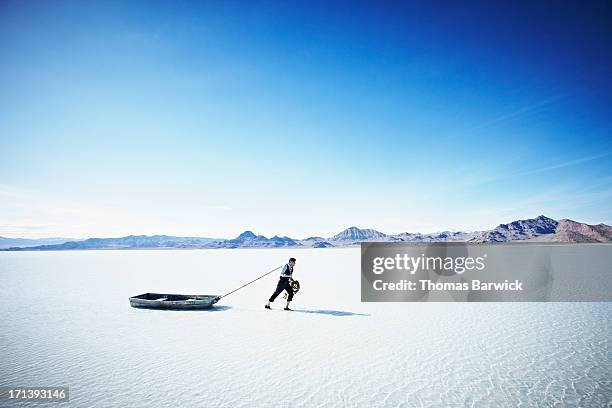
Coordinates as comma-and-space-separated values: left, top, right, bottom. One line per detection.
1, 0, 611, 239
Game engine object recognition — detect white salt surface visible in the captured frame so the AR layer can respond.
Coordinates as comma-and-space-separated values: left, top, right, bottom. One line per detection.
0, 249, 610, 407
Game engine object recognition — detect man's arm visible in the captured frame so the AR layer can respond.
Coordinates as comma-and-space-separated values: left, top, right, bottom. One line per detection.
280, 264, 291, 278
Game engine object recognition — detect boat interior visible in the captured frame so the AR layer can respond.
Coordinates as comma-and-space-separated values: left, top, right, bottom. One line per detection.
131, 293, 216, 301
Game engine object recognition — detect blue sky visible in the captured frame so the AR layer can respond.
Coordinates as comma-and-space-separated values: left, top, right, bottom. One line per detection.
1, 0, 611, 238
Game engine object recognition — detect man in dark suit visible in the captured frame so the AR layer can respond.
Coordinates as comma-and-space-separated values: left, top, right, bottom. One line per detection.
265, 257, 296, 310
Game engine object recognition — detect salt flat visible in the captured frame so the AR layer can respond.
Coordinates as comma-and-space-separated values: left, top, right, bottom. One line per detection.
0, 249, 610, 407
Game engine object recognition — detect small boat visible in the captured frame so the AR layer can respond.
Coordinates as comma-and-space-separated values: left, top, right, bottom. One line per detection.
129, 293, 220, 310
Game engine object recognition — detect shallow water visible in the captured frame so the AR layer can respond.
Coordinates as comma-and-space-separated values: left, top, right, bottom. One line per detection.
1, 249, 610, 407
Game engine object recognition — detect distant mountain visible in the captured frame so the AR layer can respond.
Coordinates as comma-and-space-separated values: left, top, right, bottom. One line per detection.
298, 237, 333, 248
7, 235, 219, 251
469, 215, 559, 243
206, 231, 300, 248
326, 227, 473, 244
328, 227, 390, 244
3, 216, 610, 251
0, 236, 76, 249
302, 236, 326, 242
532, 219, 612, 243
393, 231, 475, 242
311, 241, 333, 248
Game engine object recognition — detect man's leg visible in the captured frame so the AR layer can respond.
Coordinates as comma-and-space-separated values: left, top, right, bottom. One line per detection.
267, 280, 285, 306
284, 283, 294, 310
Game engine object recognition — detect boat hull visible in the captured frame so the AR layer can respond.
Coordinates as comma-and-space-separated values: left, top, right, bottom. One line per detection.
129, 293, 219, 310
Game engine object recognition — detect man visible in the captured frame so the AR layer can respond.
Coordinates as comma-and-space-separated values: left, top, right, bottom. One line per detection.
265, 257, 296, 310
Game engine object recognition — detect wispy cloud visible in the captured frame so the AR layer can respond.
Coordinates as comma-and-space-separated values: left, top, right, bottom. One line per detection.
443, 150, 612, 192
471, 93, 566, 131
0, 184, 122, 238
512, 151, 612, 177
0, 184, 238, 238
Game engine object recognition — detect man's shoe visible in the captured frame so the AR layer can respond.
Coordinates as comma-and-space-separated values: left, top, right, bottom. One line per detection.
284, 307, 292, 311
265, 305, 271, 310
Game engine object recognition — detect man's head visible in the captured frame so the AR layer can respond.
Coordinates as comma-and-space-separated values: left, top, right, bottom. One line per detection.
289, 257, 296, 267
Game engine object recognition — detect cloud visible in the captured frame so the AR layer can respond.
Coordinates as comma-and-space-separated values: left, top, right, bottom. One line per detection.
471, 93, 566, 131
444, 150, 612, 192
512, 151, 612, 177
0, 184, 121, 238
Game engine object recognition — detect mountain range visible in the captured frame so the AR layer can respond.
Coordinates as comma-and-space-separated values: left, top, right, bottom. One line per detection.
0, 236, 77, 250
2, 215, 611, 251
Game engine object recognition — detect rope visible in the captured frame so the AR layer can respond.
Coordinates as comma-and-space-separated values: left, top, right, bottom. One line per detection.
216, 265, 283, 300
